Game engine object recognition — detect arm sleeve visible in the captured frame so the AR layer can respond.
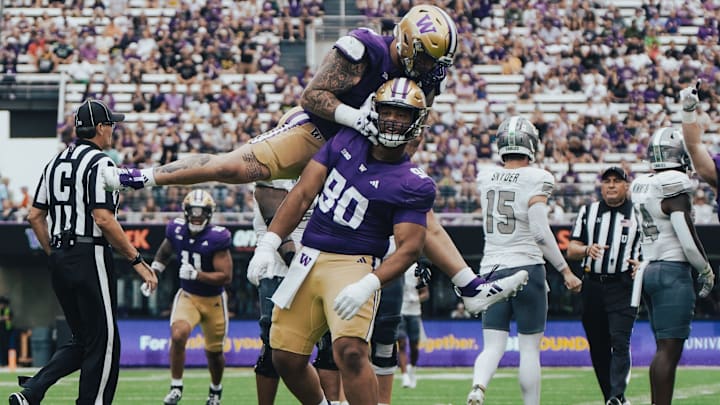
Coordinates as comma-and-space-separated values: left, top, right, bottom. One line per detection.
669, 211, 708, 271
528, 202, 568, 271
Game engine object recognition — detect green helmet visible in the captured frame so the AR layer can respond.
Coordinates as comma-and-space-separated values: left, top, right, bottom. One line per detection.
648, 127, 691, 170
496, 116, 539, 162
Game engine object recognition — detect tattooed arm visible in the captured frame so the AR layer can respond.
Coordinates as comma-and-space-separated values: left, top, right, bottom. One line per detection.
300, 48, 367, 120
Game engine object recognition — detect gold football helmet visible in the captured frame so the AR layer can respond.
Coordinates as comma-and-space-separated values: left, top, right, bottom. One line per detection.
394, 5, 458, 78
374, 78, 428, 148
182, 189, 216, 234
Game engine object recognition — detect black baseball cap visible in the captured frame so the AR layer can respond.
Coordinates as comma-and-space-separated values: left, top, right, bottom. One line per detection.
601, 166, 628, 182
74, 99, 125, 129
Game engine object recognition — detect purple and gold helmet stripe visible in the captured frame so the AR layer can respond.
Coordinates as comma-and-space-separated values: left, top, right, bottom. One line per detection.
435, 7, 457, 58
391, 77, 410, 98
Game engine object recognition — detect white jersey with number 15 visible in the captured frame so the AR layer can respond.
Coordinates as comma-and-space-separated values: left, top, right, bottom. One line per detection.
477, 166, 555, 273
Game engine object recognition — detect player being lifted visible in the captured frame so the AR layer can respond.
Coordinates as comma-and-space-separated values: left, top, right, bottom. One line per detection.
150, 190, 233, 405
467, 117, 583, 405
101, 5, 528, 314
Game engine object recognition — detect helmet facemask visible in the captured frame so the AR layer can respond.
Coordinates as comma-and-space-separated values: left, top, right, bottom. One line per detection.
182, 190, 216, 234
373, 78, 428, 148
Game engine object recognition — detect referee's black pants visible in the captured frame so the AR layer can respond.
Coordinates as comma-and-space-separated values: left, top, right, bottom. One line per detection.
22, 243, 119, 405
581, 273, 637, 402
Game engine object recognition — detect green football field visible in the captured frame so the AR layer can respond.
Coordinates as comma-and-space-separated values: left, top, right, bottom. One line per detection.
2, 367, 719, 404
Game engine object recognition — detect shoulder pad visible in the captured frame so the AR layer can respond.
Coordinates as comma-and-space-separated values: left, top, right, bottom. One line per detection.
211, 225, 228, 233
173, 218, 186, 225
657, 171, 694, 198
334, 35, 366, 63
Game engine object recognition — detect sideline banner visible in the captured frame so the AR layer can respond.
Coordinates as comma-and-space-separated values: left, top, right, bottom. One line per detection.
119, 320, 720, 367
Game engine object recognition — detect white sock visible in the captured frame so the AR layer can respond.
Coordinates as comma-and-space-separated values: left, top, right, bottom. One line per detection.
473, 329, 508, 387
141, 167, 157, 187
210, 383, 222, 391
518, 333, 542, 405
171, 378, 183, 387
317, 395, 328, 405
451, 267, 476, 286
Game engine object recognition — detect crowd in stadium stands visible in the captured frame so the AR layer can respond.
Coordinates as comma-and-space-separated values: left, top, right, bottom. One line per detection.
1, 0, 720, 224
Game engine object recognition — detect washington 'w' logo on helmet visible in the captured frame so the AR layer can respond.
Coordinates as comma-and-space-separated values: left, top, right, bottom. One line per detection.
394, 5, 457, 78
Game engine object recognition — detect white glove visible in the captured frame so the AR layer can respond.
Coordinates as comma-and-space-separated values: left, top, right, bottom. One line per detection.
179, 263, 199, 280
698, 263, 715, 298
141, 282, 153, 297
333, 273, 381, 320
247, 232, 282, 287
680, 81, 700, 123
680, 82, 700, 112
334, 94, 379, 142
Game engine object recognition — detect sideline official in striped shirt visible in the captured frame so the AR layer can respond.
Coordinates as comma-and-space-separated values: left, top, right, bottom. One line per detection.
11, 100, 158, 405
567, 166, 640, 405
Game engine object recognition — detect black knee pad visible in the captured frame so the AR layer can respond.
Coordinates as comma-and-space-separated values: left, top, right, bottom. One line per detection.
254, 345, 279, 378
371, 341, 398, 370
312, 332, 338, 371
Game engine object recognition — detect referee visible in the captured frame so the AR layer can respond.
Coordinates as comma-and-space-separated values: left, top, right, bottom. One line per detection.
567, 166, 640, 405
10, 100, 157, 405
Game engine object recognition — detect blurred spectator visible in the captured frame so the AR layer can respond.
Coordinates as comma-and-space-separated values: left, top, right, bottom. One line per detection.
450, 302, 471, 319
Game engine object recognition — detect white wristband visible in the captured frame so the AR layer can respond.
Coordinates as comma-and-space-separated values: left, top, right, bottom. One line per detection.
334, 104, 359, 128
141, 168, 157, 187
151, 261, 166, 273
682, 110, 697, 124
259, 232, 282, 250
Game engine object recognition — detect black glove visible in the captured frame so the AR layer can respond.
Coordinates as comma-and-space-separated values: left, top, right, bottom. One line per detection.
414, 261, 432, 289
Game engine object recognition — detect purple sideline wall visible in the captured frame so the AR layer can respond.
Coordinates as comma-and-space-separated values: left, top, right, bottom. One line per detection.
119, 320, 720, 367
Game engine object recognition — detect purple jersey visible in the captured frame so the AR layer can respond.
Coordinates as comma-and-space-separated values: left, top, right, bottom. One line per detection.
302, 130, 436, 257
166, 218, 232, 296
307, 28, 403, 139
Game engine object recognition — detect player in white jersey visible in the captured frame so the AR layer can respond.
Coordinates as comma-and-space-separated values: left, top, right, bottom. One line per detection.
630, 127, 714, 405
248, 179, 308, 405
467, 116, 582, 405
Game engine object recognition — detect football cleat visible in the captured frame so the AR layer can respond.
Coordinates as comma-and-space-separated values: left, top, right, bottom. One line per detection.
163, 386, 183, 405
402, 373, 412, 388
206, 387, 222, 405
456, 270, 529, 315
466, 385, 485, 405
101, 166, 148, 191
408, 365, 417, 388
8, 393, 30, 405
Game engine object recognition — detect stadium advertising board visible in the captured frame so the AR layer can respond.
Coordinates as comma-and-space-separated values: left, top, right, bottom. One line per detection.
119, 320, 720, 367
9, 222, 720, 258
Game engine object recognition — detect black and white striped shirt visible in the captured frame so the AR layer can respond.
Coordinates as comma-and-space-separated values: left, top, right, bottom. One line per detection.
32, 140, 118, 238
570, 199, 641, 275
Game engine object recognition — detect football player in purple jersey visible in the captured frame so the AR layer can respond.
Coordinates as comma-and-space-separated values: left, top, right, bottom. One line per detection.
149, 190, 233, 405
249, 78, 526, 405
103, 4, 526, 320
